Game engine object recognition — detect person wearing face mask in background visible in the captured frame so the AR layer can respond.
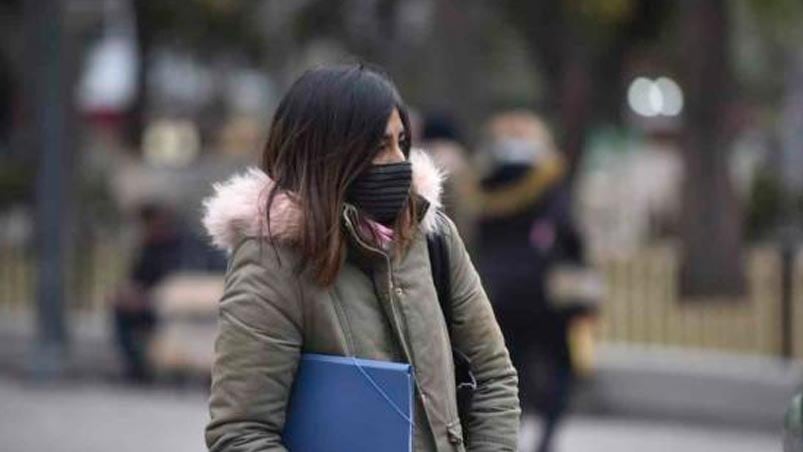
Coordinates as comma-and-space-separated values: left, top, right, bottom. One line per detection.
417, 112, 481, 252
474, 111, 601, 452
202, 65, 520, 452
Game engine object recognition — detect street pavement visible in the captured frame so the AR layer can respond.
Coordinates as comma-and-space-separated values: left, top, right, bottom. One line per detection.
0, 375, 779, 452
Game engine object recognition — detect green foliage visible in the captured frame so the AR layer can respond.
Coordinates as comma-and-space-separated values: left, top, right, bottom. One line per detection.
565, 0, 638, 27
136, 0, 265, 61
734, 0, 803, 102
76, 169, 120, 229
0, 157, 34, 208
747, 0, 803, 33
746, 167, 784, 240
292, 1, 346, 42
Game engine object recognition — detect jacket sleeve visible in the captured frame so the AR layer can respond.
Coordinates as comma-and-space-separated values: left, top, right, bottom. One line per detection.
205, 239, 303, 452
441, 214, 521, 451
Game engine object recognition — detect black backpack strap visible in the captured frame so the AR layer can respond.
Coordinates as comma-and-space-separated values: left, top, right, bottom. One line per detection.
426, 211, 452, 331
426, 210, 477, 425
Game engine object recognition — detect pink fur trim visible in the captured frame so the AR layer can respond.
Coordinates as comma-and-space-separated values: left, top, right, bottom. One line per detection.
410, 148, 445, 233
201, 168, 301, 252
201, 148, 444, 252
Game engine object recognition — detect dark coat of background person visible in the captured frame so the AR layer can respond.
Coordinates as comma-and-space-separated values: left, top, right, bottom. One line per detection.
112, 203, 182, 382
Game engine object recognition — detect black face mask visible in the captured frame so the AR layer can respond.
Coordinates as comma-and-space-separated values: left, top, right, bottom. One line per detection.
347, 161, 413, 226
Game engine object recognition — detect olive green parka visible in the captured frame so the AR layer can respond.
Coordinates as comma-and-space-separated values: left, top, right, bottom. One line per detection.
202, 150, 520, 451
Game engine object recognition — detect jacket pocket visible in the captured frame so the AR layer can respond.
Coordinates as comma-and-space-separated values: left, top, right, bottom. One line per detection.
446, 419, 466, 451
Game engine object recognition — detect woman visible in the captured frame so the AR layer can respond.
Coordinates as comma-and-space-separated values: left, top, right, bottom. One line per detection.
202, 65, 519, 452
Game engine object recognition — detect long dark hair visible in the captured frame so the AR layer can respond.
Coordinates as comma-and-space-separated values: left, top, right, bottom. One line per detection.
262, 64, 417, 286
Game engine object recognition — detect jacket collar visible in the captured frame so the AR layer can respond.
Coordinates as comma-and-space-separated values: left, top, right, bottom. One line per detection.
202, 149, 445, 253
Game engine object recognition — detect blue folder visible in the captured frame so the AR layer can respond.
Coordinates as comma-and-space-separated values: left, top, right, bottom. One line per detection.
283, 354, 414, 452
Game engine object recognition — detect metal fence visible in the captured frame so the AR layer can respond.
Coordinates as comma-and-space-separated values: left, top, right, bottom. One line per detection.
3, 228, 803, 359
595, 242, 797, 357
0, 230, 129, 315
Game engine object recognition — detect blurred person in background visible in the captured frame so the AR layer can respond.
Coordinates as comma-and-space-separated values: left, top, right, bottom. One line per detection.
419, 112, 480, 248
111, 202, 182, 383
475, 111, 600, 452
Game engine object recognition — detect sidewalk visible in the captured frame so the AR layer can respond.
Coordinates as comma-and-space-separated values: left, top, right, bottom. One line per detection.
580, 343, 803, 430
0, 375, 209, 452
0, 374, 778, 452
0, 308, 798, 437
0, 309, 122, 381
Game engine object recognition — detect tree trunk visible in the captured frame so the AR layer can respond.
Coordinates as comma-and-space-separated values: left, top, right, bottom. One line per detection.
678, 0, 746, 298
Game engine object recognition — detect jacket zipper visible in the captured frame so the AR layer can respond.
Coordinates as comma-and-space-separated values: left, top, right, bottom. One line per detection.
341, 207, 411, 360
343, 206, 459, 447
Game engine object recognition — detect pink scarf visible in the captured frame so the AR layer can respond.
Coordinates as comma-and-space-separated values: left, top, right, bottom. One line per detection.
361, 220, 395, 249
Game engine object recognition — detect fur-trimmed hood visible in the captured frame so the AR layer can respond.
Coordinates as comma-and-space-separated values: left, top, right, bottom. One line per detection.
202, 149, 445, 252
